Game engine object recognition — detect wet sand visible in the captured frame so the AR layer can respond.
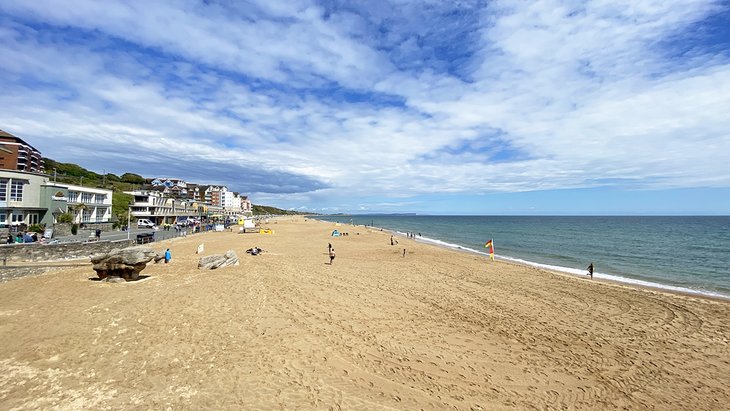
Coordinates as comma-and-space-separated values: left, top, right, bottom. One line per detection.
1, 217, 728, 409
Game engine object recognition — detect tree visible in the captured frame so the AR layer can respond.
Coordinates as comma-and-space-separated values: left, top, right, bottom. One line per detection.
113, 191, 133, 223
120, 173, 145, 184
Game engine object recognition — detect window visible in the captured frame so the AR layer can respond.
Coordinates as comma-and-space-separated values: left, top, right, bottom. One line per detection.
10, 181, 23, 201
95, 194, 106, 204
81, 193, 93, 203
0, 213, 6, 225
0, 178, 7, 201
82, 209, 92, 222
11, 213, 24, 224
68, 191, 79, 202
28, 213, 39, 225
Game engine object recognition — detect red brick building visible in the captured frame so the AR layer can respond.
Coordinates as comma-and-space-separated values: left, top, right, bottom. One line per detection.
0, 130, 45, 173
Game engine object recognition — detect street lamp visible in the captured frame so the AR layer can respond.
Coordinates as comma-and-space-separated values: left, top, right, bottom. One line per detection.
127, 205, 131, 240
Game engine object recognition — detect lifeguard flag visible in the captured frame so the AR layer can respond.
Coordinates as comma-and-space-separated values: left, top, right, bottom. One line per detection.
485, 239, 495, 261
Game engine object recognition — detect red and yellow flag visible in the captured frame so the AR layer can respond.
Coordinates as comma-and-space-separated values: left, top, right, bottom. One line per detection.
485, 239, 494, 261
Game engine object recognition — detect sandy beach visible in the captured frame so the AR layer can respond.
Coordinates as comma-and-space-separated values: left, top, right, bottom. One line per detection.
1, 216, 728, 409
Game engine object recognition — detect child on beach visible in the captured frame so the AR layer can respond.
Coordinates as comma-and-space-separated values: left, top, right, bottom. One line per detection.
165, 248, 171, 264
329, 248, 335, 265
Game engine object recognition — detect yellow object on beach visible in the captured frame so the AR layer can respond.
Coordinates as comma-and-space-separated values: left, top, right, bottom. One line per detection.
259, 229, 274, 234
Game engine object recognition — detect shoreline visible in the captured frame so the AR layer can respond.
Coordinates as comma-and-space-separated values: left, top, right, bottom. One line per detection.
318, 217, 730, 302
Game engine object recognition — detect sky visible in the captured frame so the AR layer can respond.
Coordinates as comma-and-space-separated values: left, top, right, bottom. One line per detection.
1, 0, 729, 215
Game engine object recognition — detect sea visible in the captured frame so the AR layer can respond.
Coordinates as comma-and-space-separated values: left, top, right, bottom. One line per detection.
314, 215, 730, 300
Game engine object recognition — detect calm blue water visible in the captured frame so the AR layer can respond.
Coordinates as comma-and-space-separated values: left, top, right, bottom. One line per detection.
315, 215, 730, 299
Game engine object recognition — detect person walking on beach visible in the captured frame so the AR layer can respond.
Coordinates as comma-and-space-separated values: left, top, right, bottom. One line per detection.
587, 263, 594, 279
390, 235, 394, 246
329, 248, 335, 265
165, 248, 171, 264
403, 248, 406, 257
95, 228, 101, 241
328, 243, 332, 253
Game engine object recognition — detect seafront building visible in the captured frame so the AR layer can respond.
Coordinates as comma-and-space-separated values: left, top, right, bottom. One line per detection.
139, 177, 253, 224
125, 185, 252, 226
1, 130, 114, 234
65, 184, 113, 224
126, 189, 210, 226
0, 169, 113, 228
0, 130, 255, 235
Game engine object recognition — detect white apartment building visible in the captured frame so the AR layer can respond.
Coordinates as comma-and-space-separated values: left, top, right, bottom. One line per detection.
65, 184, 113, 224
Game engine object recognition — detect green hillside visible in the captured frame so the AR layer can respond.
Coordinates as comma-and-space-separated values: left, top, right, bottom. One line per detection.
252, 204, 308, 215
42, 158, 308, 219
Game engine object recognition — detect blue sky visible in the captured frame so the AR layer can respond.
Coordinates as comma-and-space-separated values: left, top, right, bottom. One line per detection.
1, 1, 729, 215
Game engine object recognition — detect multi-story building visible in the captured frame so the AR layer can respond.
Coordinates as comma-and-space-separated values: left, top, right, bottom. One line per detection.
126, 189, 203, 226
0, 169, 112, 228
204, 185, 227, 206
65, 184, 113, 224
240, 195, 252, 215
0, 130, 45, 173
221, 190, 236, 211
185, 183, 201, 201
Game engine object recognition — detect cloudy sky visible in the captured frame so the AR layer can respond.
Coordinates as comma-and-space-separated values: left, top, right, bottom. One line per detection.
1, 1, 729, 214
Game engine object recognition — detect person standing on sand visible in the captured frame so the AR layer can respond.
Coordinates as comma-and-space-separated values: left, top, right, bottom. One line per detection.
587, 263, 594, 279
328, 243, 332, 253
165, 248, 171, 264
329, 248, 335, 265
403, 248, 406, 257
390, 235, 394, 246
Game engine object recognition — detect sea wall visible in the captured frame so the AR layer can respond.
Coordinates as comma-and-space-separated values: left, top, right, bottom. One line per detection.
0, 239, 134, 263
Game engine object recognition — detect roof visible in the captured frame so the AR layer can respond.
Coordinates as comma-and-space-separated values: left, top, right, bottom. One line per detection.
0, 130, 42, 153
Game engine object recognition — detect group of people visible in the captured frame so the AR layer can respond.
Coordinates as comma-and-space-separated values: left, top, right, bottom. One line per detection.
6, 232, 39, 244
390, 233, 421, 246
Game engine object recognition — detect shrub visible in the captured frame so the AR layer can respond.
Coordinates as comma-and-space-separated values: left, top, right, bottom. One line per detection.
57, 213, 74, 223
71, 223, 78, 235
28, 224, 45, 233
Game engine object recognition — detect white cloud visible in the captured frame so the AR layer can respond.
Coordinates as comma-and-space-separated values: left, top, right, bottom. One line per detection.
0, 0, 728, 211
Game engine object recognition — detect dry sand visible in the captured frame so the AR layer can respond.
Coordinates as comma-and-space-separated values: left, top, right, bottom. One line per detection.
1, 217, 728, 410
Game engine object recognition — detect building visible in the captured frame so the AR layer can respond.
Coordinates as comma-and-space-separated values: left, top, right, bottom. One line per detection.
65, 184, 113, 224
240, 195, 252, 215
126, 189, 202, 226
0, 169, 112, 228
0, 130, 45, 173
0, 169, 56, 227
